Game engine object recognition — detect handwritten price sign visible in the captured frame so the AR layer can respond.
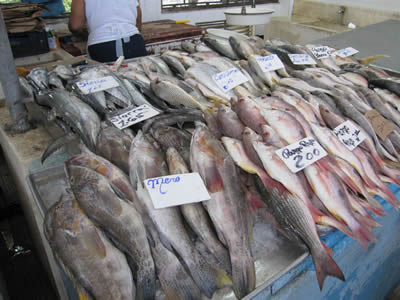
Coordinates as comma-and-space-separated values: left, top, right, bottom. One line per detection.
213, 68, 248, 92
256, 54, 285, 72
275, 137, 327, 173
288, 54, 316, 65
77, 76, 119, 94
108, 104, 160, 129
144, 173, 211, 209
333, 120, 366, 151
334, 47, 359, 58
310, 46, 334, 60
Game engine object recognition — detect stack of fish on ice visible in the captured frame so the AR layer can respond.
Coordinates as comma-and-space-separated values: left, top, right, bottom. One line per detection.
20, 34, 400, 299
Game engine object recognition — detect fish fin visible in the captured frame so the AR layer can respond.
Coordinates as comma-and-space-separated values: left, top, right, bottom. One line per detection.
358, 55, 389, 65
321, 242, 333, 257
312, 247, 345, 290
109, 182, 131, 203
379, 184, 400, 210
230, 249, 255, 298
41, 134, 77, 164
205, 164, 225, 193
317, 215, 355, 239
348, 218, 375, 250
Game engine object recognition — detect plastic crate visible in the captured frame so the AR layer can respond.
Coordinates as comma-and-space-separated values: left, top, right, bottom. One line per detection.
8, 30, 49, 58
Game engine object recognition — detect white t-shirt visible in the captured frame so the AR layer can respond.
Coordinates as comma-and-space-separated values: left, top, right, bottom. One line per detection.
85, 0, 140, 46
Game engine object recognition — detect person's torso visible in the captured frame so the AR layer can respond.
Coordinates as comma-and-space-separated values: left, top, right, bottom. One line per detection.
85, 0, 140, 46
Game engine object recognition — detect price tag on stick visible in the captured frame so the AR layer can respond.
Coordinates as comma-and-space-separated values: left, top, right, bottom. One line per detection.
256, 54, 285, 72
144, 173, 211, 209
77, 76, 119, 94
334, 47, 359, 58
213, 68, 248, 92
310, 46, 334, 60
332, 120, 366, 151
275, 137, 328, 173
288, 54, 316, 65
108, 104, 160, 129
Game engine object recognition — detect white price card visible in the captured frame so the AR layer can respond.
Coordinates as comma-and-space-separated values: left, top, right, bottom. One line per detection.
213, 68, 248, 92
144, 173, 211, 209
288, 54, 316, 65
275, 137, 328, 173
108, 104, 160, 129
77, 76, 119, 94
310, 46, 334, 60
332, 120, 366, 151
256, 54, 285, 72
334, 47, 359, 58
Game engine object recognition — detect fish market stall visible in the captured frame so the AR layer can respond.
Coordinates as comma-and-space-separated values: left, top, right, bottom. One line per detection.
2, 19, 400, 300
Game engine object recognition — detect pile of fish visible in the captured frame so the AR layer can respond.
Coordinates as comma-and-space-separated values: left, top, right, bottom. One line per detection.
29, 35, 400, 299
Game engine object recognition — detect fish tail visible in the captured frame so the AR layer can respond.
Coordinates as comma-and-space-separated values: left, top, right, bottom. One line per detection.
312, 247, 345, 290
230, 249, 256, 298
317, 216, 355, 239
348, 218, 375, 250
187, 251, 231, 298
381, 166, 400, 186
379, 184, 400, 209
135, 265, 156, 300
358, 54, 389, 65
357, 197, 386, 217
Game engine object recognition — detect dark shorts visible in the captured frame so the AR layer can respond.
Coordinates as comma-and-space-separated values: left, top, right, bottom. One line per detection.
88, 34, 147, 63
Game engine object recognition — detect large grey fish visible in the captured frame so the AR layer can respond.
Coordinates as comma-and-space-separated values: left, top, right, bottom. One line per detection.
190, 124, 255, 298
141, 109, 204, 133
66, 165, 155, 300
185, 63, 235, 102
238, 60, 271, 94
151, 126, 192, 165
44, 194, 135, 300
151, 79, 208, 110
27, 67, 49, 91
143, 212, 203, 300
48, 72, 64, 89
36, 89, 101, 151
129, 131, 229, 298
166, 147, 231, 274
123, 78, 158, 109
369, 79, 400, 97
53, 64, 74, 80
229, 36, 258, 59
147, 56, 174, 76
160, 55, 186, 77
204, 38, 240, 60
374, 88, 400, 111
181, 40, 197, 53
96, 126, 132, 174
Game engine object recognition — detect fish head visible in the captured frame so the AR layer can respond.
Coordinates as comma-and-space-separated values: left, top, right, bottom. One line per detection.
221, 137, 259, 175
166, 147, 188, 174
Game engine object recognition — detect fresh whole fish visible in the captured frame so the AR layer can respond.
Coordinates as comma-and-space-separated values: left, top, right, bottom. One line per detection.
204, 38, 240, 60
96, 126, 132, 174
66, 164, 156, 300
369, 79, 400, 97
48, 72, 64, 89
166, 147, 231, 274
44, 194, 135, 300
229, 36, 258, 59
36, 89, 101, 151
151, 126, 192, 164
129, 131, 229, 298
190, 124, 255, 298
217, 105, 245, 140
160, 55, 186, 77
27, 67, 49, 91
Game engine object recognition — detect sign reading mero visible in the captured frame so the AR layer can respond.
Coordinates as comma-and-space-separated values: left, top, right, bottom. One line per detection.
144, 173, 211, 209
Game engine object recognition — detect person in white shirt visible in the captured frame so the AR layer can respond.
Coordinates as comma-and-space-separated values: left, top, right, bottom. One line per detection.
68, 0, 147, 62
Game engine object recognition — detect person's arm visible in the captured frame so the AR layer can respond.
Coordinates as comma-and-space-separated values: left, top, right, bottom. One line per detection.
136, 2, 142, 32
68, 0, 87, 35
